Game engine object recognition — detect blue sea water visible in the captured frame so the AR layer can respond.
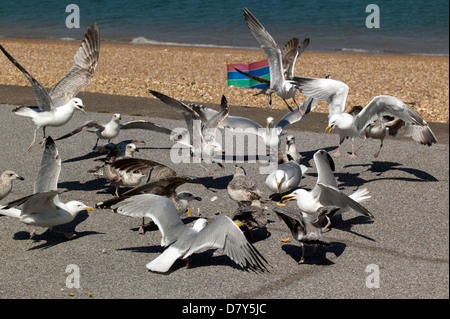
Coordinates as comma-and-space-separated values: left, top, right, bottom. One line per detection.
0, 0, 448, 56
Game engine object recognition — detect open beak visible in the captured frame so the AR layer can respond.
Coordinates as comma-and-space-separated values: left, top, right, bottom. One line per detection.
79, 105, 86, 113
325, 124, 334, 133
280, 194, 294, 203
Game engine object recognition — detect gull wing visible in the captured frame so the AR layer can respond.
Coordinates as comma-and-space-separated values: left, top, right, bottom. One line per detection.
184, 214, 269, 272
354, 95, 433, 135
243, 7, 285, 91
112, 194, 186, 246
285, 37, 310, 79
317, 182, 373, 218
0, 45, 54, 111
34, 137, 61, 193
55, 120, 105, 141
293, 77, 349, 115
281, 37, 300, 71
3, 190, 61, 217
202, 95, 229, 142
49, 23, 100, 106
386, 118, 437, 145
120, 120, 173, 135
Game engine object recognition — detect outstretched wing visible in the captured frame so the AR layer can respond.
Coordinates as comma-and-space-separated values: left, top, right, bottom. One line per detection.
184, 215, 269, 272
49, 23, 100, 106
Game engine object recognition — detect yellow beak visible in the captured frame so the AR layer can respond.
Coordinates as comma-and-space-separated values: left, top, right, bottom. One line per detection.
84, 206, 94, 211
187, 208, 192, 217
280, 194, 294, 202
234, 221, 243, 228
325, 124, 334, 133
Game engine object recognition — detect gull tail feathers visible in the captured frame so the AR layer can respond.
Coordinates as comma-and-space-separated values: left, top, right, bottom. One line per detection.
12, 106, 39, 118
146, 246, 183, 273
0, 207, 22, 218
300, 164, 308, 176
349, 188, 371, 204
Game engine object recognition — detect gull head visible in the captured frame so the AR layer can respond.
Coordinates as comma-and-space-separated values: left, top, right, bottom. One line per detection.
71, 98, 86, 113
125, 143, 138, 157
66, 200, 94, 216
113, 113, 122, 122
177, 191, 202, 203
274, 170, 286, 192
1, 170, 25, 182
233, 165, 247, 177
266, 117, 274, 127
281, 189, 303, 203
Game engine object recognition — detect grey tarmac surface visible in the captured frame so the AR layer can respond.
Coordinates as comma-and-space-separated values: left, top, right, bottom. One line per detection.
0, 87, 448, 301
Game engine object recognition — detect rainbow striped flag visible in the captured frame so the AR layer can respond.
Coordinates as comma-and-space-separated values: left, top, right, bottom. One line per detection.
227, 59, 270, 89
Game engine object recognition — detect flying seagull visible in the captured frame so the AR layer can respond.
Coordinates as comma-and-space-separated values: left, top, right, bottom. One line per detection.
55, 113, 175, 149
0, 137, 93, 239
294, 76, 437, 157
0, 23, 100, 151
243, 7, 304, 112
111, 193, 269, 273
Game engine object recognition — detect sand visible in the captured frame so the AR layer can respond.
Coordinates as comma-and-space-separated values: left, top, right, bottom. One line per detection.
0, 39, 448, 123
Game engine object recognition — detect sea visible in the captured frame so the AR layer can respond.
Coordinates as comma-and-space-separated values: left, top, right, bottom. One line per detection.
0, 0, 448, 56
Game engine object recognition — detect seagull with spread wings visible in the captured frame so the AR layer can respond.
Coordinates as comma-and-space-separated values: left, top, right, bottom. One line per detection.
0, 23, 100, 151
0, 137, 93, 239
111, 194, 269, 273
55, 113, 175, 149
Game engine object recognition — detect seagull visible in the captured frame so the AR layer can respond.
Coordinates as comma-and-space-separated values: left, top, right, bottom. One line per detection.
90, 155, 177, 197
55, 113, 175, 149
149, 90, 229, 173
0, 23, 100, 151
111, 194, 269, 273
274, 205, 339, 263
243, 7, 304, 112
227, 165, 262, 208
348, 105, 438, 157
0, 171, 24, 201
232, 200, 268, 243
294, 76, 437, 157
265, 160, 308, 194
0, 137, 93, 239
234, 37, 311, 110
278, 134, 303, 164
281, 150, 373, 230
94, 139, 146, 158
95, 176, 202, 234
190, 98, 317, 152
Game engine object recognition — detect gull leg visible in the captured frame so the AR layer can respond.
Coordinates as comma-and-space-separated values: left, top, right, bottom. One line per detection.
28, 127, 39, 151
39, 127, 47, 148
373, 138, 384, 158
283, 99, 294, 112
321, 215, 332, 232
138, 217, 146, 234
92, 138, 100, 150
354, 137, 367, 157
28, 225, 36, 239
298, 244, 305, 264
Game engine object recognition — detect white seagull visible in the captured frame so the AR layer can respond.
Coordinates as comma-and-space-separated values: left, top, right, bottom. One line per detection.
111, 194, 269, 273
281, 150, 373, 229
0, 23, 100, 151
265, 160, 308, 194
294, 76, 437, 157
55, 113, 174, 149
243, 7, 303, 112
0, 137, 93, 239
149, 90, 229, 173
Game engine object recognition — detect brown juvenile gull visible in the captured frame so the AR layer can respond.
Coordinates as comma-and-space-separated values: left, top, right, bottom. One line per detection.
0, 171, 24, 201
274, 205, 340, 263
0, 23, 100, 151
227, 165, 262, 208
348, 105, 437, 157
232, 200, 268, 243
0, 137, 93, 239
111, 194, 269, 273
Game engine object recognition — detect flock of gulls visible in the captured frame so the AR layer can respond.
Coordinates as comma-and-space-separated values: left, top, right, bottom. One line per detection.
0, 7, 438, 273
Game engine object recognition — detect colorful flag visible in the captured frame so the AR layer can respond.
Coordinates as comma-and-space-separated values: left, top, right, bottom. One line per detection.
227, 59, 270, 89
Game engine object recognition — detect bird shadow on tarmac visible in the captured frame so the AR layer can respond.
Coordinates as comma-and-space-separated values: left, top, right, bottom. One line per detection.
13, 211, 103, 250
281, 242, 347, 265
